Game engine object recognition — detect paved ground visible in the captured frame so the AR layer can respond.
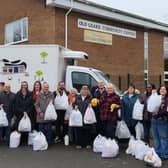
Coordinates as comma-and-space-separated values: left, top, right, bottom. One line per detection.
0, 143, 167, 168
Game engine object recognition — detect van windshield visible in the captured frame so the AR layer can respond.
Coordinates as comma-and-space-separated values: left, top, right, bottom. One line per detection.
93, 70, 122, 95
93, 70, 111, 84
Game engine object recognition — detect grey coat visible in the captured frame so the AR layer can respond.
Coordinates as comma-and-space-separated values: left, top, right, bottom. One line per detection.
35, 91, 54, 123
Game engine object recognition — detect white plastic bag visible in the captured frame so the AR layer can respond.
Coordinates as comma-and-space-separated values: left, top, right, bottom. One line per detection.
54, 92, 68, 110
69, 109, 83, 127
28, 130, 38, 145
18, 113, 31, 132
93, 134, 107, 153
135, 122, 144, 140
132, 99, 144, 120
84, 106, 97, 124
144, 148, 162, 167
33, 132, 48, 151
64, 105, 73, 120
115, 120, 131, 139
134, 140, 150, 160
147, 93, 161, 113
9, 131, 21, 148
44, 102, 57, 121
126, 136, 136, 155
0, 107, 8, 127
102, 139, 119, 158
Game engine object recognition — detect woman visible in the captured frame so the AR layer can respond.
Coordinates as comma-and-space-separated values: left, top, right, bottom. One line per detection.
74, 85, 93, 148
32, 81, 42, 130
64, 88, 78, 121
64, 88, 78, 144
35, 82, 54, 144
151, 85, 168, 160
15, 81, 34, 144
99, 83, 121, 139
140, 83, 156, 144
121, 84, 138, 137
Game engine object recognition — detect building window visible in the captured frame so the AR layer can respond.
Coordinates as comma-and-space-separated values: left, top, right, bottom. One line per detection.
164, 36, 168, 83
144, 32, 148, 84
4, 17, 28, 45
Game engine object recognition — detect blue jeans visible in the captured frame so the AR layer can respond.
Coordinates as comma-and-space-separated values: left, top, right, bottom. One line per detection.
38, 123, 52, 144
151, 118, 168, 159
0, 126, 11, 145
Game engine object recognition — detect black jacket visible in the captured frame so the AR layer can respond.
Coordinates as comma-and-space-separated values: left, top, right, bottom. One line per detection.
15, 91, 34, 122
75, 95, 92, 117
0, 91, 16, 121
93, 88, 106, 99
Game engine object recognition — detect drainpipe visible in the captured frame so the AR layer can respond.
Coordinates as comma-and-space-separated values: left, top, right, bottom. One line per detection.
65, 0, 73, 48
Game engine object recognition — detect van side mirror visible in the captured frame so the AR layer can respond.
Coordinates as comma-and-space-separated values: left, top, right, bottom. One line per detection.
105, 73, 110, 80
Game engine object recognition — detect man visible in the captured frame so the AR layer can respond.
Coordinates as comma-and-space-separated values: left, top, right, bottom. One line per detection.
0, 82, 5, 93
93, 80, 106, 136
54, 81, 69, 143
0, 83, 16, 145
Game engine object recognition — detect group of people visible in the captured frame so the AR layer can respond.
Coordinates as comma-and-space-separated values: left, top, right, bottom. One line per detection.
0, 80, 168, 160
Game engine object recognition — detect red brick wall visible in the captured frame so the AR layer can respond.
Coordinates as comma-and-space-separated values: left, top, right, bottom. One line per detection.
0, 0, 165, 91
0, 0, 57, 44
148, 31, 164, 87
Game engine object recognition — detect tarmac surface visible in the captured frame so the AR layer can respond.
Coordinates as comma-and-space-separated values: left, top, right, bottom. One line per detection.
0, 142, 167, 168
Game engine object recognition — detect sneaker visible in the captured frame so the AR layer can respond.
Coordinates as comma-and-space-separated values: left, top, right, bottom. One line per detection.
76, 145, 82, 149
86, 145, 91, 149
54, 137, 62, 143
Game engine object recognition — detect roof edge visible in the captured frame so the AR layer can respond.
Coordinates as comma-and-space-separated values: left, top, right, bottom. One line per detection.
46, 0, 168, 32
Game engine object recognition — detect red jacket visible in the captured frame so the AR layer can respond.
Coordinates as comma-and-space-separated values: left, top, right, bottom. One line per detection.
99, 93, 121, 121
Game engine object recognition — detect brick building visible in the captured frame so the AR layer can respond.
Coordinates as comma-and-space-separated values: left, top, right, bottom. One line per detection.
0, 0, 168, 91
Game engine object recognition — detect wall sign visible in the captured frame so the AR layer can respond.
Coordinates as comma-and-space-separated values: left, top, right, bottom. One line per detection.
84, 30, 112, 45
78, 18, 136, 39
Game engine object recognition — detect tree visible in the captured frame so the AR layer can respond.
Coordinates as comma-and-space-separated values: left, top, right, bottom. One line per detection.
35, 70, 43, 81
40, 51, 48, 64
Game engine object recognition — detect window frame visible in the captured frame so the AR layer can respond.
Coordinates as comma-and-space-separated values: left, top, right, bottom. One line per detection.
4, 17, 28, 45
71, 71, 97, 91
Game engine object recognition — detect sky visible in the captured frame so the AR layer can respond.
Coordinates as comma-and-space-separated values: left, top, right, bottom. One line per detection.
89, 0, 168, 24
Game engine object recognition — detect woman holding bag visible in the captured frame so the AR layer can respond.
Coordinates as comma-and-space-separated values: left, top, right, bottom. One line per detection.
64, 88, 78, 145
121, 84, 139, 137
74, 85, 93, 149
140, 84, 156, 144
35, 82, 54, 145
15, 81, 34, 145
151, 85, 168, 160
99, 83, 121, 139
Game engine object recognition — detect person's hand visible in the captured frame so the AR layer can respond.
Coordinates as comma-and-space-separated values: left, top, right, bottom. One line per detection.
152, 112, 158, 116
39, 112, 44, 119
64, 120, 68, 124
23, 112, 27, 115
75, 105, 78, 110
152, 89, 157, 94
